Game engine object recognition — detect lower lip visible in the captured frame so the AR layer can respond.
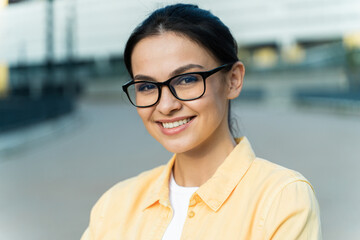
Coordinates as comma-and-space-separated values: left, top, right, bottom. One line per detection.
158, 118, 195, 136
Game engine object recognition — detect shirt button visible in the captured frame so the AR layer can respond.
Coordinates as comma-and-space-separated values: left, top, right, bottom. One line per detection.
188, 210, 195, 218
189, 199, 196, 206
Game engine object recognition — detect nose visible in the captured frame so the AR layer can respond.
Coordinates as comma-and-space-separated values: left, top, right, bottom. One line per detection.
156, 86, 182, 115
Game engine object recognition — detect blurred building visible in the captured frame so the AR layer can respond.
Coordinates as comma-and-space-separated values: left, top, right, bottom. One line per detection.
0, 0, 360, 65
0, 0, 359, 131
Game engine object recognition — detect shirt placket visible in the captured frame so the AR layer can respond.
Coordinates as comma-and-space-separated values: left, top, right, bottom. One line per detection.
180, 194, 202, 240
154, 203, 173, 240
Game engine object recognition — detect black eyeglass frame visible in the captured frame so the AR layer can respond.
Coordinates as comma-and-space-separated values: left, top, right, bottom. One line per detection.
122, 62, 235, 108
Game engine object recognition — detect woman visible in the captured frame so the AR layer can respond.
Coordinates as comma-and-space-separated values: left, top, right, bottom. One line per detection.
82, 4, 321, 239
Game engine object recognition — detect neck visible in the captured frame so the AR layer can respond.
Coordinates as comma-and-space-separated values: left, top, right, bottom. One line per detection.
173, 127, 236, 187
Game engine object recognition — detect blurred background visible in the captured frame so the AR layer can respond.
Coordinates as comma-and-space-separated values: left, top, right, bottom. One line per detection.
0, 0, 359, 239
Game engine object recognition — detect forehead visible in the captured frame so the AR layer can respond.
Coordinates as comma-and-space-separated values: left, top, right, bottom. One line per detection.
131, 32, 218, 78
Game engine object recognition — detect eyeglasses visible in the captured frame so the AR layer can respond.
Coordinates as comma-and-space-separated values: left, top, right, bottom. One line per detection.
122, 63, 234, 108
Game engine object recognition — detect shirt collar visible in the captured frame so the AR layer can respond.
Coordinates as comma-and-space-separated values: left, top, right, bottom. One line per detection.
142, 137, 256, 212
196, 137, 256, 211
142, 155, 175, 210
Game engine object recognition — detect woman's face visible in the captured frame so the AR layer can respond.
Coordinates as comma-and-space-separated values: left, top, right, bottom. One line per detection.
131, 32, 235, 154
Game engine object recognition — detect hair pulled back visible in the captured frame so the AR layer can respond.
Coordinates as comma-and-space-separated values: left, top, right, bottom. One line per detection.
124, 3, 239, 77
123, 3, 240, 137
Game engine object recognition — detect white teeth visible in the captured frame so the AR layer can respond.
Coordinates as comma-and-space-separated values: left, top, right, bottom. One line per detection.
162, 118, 191, 129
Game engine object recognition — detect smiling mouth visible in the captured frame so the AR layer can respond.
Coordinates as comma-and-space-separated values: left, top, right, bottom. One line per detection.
161, 118, 191, 129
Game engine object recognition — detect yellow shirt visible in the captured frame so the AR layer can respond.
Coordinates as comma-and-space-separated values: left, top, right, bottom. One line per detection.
81, 137, 322, 239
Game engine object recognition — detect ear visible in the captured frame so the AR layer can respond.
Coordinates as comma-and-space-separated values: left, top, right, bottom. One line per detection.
226, 61, 245, 100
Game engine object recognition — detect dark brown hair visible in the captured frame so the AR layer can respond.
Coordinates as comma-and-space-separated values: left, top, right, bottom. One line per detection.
124, 3, 239, 137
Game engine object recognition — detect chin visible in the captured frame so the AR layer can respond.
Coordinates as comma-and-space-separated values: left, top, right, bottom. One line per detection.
161, 142, 189, 154
158, 137, 195, 154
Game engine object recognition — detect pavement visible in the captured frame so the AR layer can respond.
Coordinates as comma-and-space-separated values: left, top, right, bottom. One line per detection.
0, 96, 359, 240
0, 70, 359, 239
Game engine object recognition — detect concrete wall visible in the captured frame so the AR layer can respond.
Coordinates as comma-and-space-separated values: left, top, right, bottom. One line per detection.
0, 0, 359, 65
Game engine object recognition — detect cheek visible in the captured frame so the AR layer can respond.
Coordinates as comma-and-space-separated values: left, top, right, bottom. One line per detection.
204, 81, 228, 115
189, 87, 228, 124
137, 108, 153, 127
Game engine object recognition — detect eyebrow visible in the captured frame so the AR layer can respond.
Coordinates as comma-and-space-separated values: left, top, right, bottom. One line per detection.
170, 64, 205, 77
133, 63, 205, 82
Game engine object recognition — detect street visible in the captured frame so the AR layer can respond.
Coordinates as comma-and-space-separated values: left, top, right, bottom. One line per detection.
0, 97, 359, 240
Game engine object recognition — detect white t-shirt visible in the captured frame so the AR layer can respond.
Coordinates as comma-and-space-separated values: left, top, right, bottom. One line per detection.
162, 172, 199, 240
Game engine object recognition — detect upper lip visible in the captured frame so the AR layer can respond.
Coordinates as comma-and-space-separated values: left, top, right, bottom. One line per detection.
155, 116, 195, 123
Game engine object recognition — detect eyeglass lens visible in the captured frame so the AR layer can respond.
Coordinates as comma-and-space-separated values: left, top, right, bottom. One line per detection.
127, 73, 204, 107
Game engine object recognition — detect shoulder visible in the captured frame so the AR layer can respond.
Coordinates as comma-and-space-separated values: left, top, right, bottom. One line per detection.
248, 158, 321, 238
108, 164, 165, 195
89, 164, 166, 218
83, 164, 168, 239
245, 157, 318, 219
250, 157, 314, 192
